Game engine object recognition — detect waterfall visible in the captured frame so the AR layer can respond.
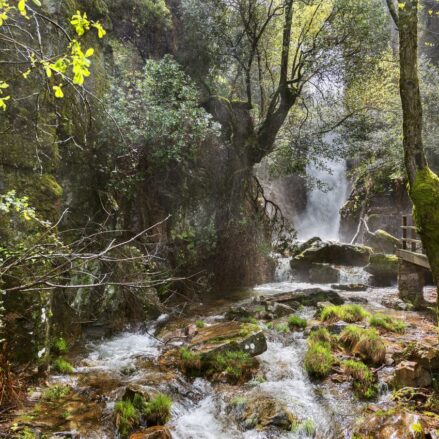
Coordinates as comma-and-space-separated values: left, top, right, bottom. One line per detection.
296, 158, 348, 241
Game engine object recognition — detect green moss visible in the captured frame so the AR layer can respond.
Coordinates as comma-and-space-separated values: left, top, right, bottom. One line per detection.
195, 320, 205, 328
411, 166, 439, 283
210, 350, 253, 380
53, 358, 74, 374
375, 229, 400, 245
143, 393, 172, 426
274, 323, 290, 333
114, 400, 139, 438
288, 315, 307, 330
321, 304, 370, 323
343, 359, 377, 400
304, 342, 334, 378
42, 384, 71, 401
52, 337, 69, 355
179, 347, 202, 376
369, 313, 406, 333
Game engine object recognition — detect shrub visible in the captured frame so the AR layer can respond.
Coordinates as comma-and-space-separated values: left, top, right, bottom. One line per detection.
288, 315, 307, 330
42, 384, 71, 401
143, 393, 172, 426
369, 313, 406, 333
304, 342, 334, 378
343, 359, 377, 400
114, 400, 140, 437
52, 337, 68, 355
321, 304, 369, 323
53, 358, 74, 374
307, 327, 332, 347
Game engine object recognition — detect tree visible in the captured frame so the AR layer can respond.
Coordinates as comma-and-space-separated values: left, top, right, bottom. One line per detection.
388, 0, 439, 315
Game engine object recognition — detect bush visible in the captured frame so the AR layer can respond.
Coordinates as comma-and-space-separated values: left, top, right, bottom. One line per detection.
343, 359, 377, 400
143, 393, 172, 425
304, 342, 334, 378
321, 304, 370, 323
53, 358, 74, 374
369, 313, 406, 333
114, 400, 140, 438
288, 315, 307, 330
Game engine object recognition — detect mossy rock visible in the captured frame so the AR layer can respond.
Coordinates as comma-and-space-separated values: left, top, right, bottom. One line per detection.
365, 253, 398, 286
365, 229, 400, 254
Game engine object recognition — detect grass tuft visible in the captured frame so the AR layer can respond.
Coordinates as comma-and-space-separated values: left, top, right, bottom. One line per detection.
288, 315, 307, 330
321, 304, 370, 323
369, 313, 406, 333
304, 342, 334, 378
53, 358, 74, 374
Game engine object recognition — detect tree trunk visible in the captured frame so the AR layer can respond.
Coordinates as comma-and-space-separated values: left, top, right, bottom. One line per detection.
398, 0, 439, 317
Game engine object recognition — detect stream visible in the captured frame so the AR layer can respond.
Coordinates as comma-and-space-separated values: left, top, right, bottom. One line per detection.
34, 261, 420, 439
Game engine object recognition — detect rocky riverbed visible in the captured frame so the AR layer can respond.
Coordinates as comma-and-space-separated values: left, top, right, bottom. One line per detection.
2, 242, 439, 439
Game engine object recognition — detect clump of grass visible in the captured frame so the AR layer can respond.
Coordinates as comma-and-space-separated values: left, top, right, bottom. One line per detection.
343, 359, 377, 400
241, 316, 258, 324
52, 337, 68, 355
307, 327, 332, 347
179, 347, 202, 376
301, 418, 316, 436
114, 400, 140, 438
304, 342, 334, 378
195, 320, 205, 329
230, 396, 247, 407
369, 313, 406, 333
353, 328, 386, 365
321, 304, 370, 323
143, 393, 172, 425
211, 350, 254, 381
42, 384, 71, 401
288, 315, 307, 330
274, 323, 290, 333
53, 358, 74, 374
339, 325, 365, 350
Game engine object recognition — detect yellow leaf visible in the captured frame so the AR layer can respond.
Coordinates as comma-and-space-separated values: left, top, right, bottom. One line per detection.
53, 85, 64, 98
18, 0, 27, 16
85, 48, 94, 57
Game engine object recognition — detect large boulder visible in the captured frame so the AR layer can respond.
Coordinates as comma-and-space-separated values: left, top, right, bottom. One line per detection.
309, 263, 340, 283
365, 253, 398, 286
189, 322, 267, 358
225, 301, 294, 321
392, 361, 432, 388
365, 229, 401, 254
291, 241, 372, 269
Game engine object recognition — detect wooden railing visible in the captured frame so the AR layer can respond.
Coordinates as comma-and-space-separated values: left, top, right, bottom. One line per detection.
401, 214, 423, 253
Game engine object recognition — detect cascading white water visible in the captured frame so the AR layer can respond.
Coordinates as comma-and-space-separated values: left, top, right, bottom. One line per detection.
297, 158, 348, 241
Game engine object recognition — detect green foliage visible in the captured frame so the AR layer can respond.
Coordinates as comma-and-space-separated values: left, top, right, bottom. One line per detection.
320, 304, 370, 323
343, 359, 377, 400
369, 313, 406, 333
339, 325, 365, 350
114, 400, 139, 437
274, 323, 290, 334
195, 320, 205, 328
42, 384, 71, 401
15, 427, 38, 439
143, 393, 172, 425
288, 315, 307, 330
179, 347, 202, 376
210, 350, 253, 380
307, 327, 332, 347
304, 342, 334, 378
53, 359, 74, 374
52, 337, 69, 355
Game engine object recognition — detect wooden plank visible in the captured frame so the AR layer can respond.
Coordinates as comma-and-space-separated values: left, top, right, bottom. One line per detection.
396, 249, 430, 269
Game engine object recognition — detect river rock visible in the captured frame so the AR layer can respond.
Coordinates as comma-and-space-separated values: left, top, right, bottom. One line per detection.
266, 288, 344, 307
392, 360, 432, 388
364, 229, 400, 254
292, 236, 322, 257
231, 394, 296, 431
352, 410, 425, 439
189, 322, 267, 357
225, 301, 294, 321
291, 241, 372, 268
129, 426, 172, 439
309, 263, 340, 283
365, 253, 398, 286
